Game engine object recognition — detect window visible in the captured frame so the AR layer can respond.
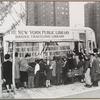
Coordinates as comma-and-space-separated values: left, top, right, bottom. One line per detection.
51, 12, 53, 14
93, 42, 95, 49
79, 33, 86, 42
43, 14, 45, 17
61, 12, 64, 15
66, 12, 68, 15
57, 7, 59, 9
61, 7, 64, 10
65, 8, 68, 10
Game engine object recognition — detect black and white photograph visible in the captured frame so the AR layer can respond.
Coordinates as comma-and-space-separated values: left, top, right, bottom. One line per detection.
0, 1, 100, 99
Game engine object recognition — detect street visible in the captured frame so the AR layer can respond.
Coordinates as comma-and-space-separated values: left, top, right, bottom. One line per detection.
1, 82, 100, 99
65, 89, 100, 98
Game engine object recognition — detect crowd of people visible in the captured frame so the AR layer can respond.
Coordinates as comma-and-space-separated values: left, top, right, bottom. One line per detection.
1, 49, 100, 92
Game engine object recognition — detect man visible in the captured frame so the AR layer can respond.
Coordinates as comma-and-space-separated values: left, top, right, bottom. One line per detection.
20, 53, 31, 88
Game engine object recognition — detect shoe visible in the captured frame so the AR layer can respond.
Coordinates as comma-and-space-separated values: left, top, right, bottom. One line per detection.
84, 84, 92, 88
92, 83, 98, 87
11, 89, 14, 92
7, 90, 10, 93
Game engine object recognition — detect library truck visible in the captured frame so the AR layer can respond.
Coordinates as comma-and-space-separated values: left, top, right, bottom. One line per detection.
3, 26, 96, 61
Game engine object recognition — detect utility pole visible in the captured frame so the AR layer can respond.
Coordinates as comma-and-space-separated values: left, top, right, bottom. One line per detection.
0, 51, 2, 97
0, 35, 3, 98
12, 41, 15, 94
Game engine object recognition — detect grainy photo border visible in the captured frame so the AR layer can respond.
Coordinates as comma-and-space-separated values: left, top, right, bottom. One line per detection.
0, 0, 100, 100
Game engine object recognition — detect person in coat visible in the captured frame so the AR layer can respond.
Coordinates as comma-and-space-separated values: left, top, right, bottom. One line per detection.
20, 53, 31, 88
77, 55, 85, 82
62, 57, 68, 84
34, 59, 40, 88
2, 54, 13, 92
45, 60, 52, 87
50, 56, 57, 85
27, 62, 36, 88
91, 53, 100, 86
56, 56, 63, 85
39, 59, 46, 87
15, 52, 20, 89
84, 54, 92, 87
65, 53, 77, 83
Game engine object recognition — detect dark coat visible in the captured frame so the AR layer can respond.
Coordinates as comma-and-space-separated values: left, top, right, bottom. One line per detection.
66, 58, 77, 70
84, 60, 91, 73
56, 60, 62, 74
91, 58, 100, 81
34, 61, 46, 87
45, 65, 52, 80
2, 60, 12, 84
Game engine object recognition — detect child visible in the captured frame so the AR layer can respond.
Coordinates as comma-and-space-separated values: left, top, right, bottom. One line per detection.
2, 54, 13, 92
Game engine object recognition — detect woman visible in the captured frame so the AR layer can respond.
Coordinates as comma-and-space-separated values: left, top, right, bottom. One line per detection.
34, 59, 40, 88
15, 52, 20, 89
20, 53, 31, 88
2, 54, 13, 92
50, 56, 57, 85
77, 55, 85, 82
28, 62, 36, 88
91, 53, 100, 86
84, 54, 92, 87
45, 60, 52, 87
39, 59, 46, 87
56, 57, 63, 85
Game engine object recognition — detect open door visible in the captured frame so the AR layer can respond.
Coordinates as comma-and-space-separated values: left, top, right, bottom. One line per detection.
74, 41, 79, 55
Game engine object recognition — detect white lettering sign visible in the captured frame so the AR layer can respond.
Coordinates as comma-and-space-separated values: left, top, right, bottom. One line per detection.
15, 26, 73, 42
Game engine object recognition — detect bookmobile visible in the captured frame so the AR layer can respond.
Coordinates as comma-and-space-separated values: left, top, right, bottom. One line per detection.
3, 26, 96, 60
0, 26, 96, 94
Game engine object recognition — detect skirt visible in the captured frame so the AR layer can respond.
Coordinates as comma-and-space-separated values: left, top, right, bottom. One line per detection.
85, 68, 92, 85
6, 77, 12, 85
20, 71, 28, 82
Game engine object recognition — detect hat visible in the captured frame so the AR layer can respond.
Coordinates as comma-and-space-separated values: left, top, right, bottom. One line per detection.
5, 54, 10, 60
85, 54, 90, 60
93, 48, 98, 53
89, 53, 94, 56
97, 53, 100, 57
25, 53, 30, 58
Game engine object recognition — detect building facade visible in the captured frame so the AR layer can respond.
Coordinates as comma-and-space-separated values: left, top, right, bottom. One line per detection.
26, 2, 69, 26
85, 2, 100, 48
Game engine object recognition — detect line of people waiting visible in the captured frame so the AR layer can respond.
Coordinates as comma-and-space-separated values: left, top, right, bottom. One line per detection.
2, 49, 100, 92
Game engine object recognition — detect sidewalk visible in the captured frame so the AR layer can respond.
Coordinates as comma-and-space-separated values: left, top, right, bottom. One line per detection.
1, 82, 100, 99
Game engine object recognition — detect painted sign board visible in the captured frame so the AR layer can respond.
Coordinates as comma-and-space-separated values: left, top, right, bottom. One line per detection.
15, 26, 74, 42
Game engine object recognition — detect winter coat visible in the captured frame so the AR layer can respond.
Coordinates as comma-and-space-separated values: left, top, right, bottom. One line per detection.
34, 63, 40, 75
84, 60, 92, 85
27, 66, 34, 88
84, 60, 90, 73
51, 61, 56, 77
85, 68, 92, 85
66, 58, 77, 70
46, 65, 52, 80
2, 60, 12, 84
15, 57, 20, 79
56, 60, 62, 75
91, 58, 100, 81
77, 60, 85, 75
20, 58, 30, 72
